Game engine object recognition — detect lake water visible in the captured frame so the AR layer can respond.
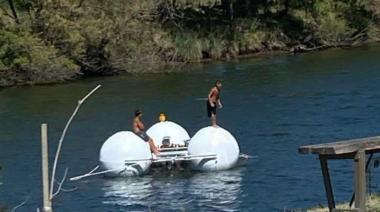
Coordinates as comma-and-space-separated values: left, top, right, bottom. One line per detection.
1, 44, 380, 211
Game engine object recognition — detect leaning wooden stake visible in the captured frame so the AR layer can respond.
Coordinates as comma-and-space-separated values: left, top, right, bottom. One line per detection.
41, 124, 52, 212
319, 155, 335, 212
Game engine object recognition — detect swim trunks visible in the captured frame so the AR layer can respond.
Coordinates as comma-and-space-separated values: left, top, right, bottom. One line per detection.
135, 131, 150, 142
207, 101, 217, 117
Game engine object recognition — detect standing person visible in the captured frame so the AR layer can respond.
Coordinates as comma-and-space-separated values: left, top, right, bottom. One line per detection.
207, 80, 223, 127
133, 109, 160, 156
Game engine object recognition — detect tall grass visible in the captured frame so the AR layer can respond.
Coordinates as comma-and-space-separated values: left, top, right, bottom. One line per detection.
208, 35, 224, 59
174, 34, 204, 62
316, 12, 353, 45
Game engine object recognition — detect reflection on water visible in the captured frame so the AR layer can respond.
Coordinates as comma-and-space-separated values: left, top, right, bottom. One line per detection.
102, 176, 154, 209
101, 169, 243, 211
188, 170, 242, 211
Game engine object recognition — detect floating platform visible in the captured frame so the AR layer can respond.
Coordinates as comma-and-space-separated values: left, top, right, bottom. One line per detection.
71, 121, 252, 180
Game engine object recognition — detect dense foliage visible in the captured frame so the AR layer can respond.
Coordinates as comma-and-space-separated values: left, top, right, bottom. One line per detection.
0, 0, 379, 86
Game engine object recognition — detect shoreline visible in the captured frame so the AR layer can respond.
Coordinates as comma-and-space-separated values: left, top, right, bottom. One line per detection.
0, 41, 379, 89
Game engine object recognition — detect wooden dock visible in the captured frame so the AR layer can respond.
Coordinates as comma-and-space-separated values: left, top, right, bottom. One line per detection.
299, 136, 380, 212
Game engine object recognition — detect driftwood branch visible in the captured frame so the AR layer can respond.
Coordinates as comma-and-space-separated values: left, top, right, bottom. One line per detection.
290, 44, 328, 53
49, 85, 102, 200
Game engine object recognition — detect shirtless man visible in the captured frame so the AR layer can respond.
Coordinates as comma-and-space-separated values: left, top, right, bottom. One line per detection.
133, 110, 160, 155
207, 80, 223, 127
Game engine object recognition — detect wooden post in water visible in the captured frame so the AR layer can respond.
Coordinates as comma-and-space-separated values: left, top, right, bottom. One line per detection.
41, 124, 52, 212
354, 150, 366, 212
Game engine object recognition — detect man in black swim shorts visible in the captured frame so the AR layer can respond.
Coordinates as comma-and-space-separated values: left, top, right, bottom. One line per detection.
133, 110, 160, 155
135, 130, 150, 142
207, 100, 217, 118
207, 80, 223, 127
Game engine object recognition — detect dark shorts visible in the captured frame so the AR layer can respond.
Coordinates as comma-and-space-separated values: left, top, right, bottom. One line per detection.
135, 131, 150, 142
207, 101, 217, 117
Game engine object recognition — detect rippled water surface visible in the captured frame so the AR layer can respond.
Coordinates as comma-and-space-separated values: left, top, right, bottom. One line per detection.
1, 45, 380, 211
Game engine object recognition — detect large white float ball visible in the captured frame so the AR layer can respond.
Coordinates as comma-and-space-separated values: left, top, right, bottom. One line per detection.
188, 126, 240, 171
99, 131, 152, 176
146, 121, 190, 146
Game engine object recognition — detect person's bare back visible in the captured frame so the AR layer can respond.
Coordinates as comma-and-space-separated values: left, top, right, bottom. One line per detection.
133, 116, 144, 133
132, 110, 160, 155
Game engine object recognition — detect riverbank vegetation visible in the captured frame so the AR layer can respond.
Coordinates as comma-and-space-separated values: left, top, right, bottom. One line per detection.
1, 0, 380, 86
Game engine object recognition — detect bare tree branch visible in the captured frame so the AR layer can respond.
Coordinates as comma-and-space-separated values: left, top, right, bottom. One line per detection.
53, 172, 78, 193
70, 165, 125, 181
49, 85, 102, 200
52, 168, 68, 199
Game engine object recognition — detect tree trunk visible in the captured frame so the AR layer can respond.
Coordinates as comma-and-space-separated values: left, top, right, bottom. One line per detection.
224, 0, 234, 39
8, 0, 20, 24
244, 0, 250, 17
284, 0, 290, 16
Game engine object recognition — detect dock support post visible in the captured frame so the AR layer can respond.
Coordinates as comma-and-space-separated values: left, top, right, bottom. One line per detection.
319, 155, 335, 212
354, 150, 366, 212
41, 124, 52, 212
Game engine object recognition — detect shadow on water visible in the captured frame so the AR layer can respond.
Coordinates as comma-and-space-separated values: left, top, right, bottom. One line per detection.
101, 169, 243, 211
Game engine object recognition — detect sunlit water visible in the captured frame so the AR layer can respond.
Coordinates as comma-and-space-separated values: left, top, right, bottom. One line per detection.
1, 44, 380, 211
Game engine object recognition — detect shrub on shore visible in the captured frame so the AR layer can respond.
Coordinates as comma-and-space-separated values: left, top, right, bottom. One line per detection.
0, 24, 79, 86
